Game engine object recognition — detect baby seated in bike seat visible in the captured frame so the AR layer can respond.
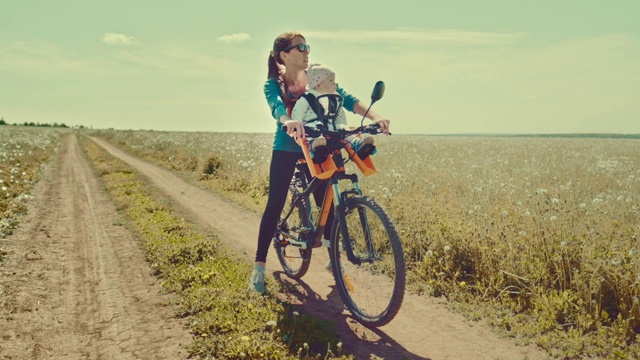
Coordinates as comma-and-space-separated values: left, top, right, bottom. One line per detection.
291, 63, 375, 164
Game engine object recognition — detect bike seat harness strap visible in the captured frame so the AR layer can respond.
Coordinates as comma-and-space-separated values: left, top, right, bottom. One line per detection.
300, 93, 344, 130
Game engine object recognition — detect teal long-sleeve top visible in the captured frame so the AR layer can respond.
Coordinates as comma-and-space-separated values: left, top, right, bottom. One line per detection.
264, 77, 360, 153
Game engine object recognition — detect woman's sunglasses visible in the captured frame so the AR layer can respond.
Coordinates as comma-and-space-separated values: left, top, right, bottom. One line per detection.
284, 43, 310, 53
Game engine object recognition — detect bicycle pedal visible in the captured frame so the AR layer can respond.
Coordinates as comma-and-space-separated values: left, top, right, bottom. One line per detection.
274, 240, 290, 248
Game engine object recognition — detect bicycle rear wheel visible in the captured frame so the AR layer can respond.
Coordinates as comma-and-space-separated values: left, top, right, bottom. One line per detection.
329, 195, 405, 327
274, 174, 312, 278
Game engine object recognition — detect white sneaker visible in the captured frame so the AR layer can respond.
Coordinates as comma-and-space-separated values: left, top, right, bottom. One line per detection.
248, 267, 265, 293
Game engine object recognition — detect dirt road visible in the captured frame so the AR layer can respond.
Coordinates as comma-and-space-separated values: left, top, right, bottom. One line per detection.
1, 134, 550, 359
0, 135, 190, 359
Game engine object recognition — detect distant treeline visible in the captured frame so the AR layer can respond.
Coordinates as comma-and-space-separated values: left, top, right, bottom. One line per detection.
0, 118, 86, 129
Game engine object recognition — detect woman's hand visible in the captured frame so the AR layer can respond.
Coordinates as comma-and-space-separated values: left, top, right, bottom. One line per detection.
372, 117, 391, 135
353, 102, 392, 135
283, 120, 306, 140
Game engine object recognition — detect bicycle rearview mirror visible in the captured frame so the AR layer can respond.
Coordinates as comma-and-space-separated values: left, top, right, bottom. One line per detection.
371, 81, 385, 105
359, 81, 386, 127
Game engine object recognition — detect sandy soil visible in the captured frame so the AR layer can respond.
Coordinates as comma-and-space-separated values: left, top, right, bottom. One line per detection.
0, 134, 552, 359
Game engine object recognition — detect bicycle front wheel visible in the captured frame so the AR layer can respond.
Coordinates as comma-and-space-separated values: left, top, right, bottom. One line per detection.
329, 196, 406, 327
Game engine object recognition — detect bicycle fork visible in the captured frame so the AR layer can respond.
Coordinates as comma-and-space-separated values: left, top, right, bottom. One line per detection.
331, 177, 365, 266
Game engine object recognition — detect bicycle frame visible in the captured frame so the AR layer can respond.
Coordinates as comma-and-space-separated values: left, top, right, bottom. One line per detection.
276, 131, 378, 265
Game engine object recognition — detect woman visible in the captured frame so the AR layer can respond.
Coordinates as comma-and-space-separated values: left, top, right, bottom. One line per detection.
250, 31, 391, 293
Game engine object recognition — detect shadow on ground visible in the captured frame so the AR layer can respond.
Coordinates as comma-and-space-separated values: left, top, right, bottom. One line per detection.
273, 271, 431, 360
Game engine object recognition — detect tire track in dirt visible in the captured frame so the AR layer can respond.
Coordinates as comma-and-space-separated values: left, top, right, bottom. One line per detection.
91, 136, 551, 360
0, 135, 190, 359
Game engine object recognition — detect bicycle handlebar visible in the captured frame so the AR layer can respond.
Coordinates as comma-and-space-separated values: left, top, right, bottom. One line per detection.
282, 123, 388, 138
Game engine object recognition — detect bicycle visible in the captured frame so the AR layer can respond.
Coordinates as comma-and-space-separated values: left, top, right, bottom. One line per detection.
273, 82, 406, 327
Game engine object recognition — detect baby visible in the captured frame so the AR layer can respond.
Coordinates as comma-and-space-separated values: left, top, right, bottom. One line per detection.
291, 63, 374, 163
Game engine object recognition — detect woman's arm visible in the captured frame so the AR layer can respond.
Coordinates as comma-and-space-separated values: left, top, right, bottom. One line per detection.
263, 78, 289, 123
336, 84, 359, 113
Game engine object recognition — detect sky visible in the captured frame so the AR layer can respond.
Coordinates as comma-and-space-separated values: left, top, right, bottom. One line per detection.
1, 1, 639, 135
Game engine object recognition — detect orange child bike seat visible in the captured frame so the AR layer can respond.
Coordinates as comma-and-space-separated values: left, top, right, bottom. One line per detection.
343, 141, 377, 176
296, 137, 337, 180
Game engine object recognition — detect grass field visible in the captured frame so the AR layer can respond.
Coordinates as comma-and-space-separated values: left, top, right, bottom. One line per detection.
0, 127, 66, 239
90, 129, 640, 359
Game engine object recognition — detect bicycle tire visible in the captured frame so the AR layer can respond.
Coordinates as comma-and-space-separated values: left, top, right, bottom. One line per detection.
274, 176, 312, 279
329, 195, 406, 327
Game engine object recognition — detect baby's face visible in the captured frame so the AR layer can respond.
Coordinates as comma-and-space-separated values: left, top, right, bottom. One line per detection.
315, 73, 337, 94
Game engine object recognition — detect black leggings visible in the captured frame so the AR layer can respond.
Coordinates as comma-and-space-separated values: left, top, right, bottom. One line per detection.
255, 150, 333, 263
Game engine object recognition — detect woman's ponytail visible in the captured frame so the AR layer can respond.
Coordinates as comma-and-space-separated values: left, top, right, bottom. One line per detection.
267, 53, 281, 79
